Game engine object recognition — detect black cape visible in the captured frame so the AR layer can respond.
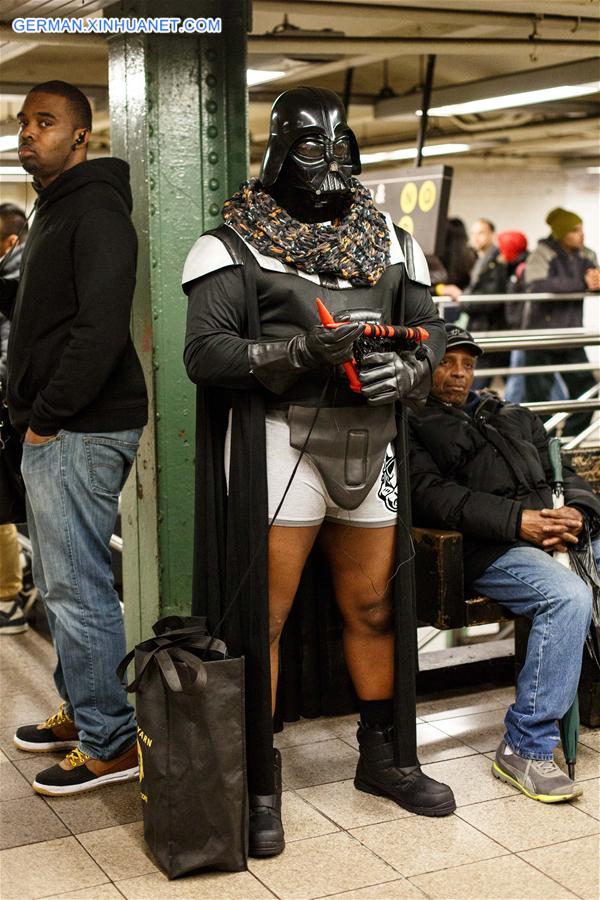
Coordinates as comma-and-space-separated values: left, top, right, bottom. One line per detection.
191, 229, 426, 794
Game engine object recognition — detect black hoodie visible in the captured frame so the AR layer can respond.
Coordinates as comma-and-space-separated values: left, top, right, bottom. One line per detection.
0, 158, 147, 435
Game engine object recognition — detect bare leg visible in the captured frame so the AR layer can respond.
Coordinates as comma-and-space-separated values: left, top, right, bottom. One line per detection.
319, 522, 456, 816
318, 523, 396, 700
268, 524, 321, 712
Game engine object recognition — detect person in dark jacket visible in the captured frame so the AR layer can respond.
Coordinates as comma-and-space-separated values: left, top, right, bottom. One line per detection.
430, 218, 477, 323
0, 81, 148, 796
464, 219, 510, 388
409, 323, 599, 803
522, 208, 599, 435
0, 205, 27, 385
0, 204, 28, 636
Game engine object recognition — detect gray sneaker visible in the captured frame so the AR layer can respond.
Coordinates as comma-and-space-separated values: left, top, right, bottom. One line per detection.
492, 740, 582, 802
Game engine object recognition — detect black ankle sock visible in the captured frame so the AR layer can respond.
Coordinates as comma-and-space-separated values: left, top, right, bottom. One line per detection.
358, 698, 393, 728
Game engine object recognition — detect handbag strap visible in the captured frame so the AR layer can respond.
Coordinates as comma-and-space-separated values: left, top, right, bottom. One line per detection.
116, 635, 174, 692
152, 616, 208, 637
117, 632, 227, 693
155, 647, 208, 694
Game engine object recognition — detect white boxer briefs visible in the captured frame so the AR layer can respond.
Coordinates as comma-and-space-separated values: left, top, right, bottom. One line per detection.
225, 410, 398, 527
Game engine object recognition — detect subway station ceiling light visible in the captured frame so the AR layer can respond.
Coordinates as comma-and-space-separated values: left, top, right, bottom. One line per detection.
376, 59, 600, 120
247, 68, 286, 87
420, 82, 600, 117
0, 135, 18, 152
360, 143, 470, 165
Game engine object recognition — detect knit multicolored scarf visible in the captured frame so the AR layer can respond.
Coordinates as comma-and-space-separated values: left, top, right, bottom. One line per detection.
222, 177, 391, 286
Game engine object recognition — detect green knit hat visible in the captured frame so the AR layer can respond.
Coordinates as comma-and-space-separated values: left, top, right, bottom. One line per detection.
546, 207, 582, 241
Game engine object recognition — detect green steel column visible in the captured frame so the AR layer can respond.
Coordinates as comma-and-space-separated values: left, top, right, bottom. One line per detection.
107, 1, 249, 643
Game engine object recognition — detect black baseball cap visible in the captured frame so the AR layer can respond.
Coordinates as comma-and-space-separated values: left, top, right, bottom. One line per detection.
444, 323, 483, 356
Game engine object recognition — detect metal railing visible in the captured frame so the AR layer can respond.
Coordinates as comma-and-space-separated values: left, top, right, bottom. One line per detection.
475, 330, 600, 353
476, 362, 598, 377
563, 419, 600, 449
434, 291, 589, 304
540, 384, 600, 434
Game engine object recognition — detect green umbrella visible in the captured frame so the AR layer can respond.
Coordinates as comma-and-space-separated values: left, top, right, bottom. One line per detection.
559, 699, 579, 781
548, 437, 579, 780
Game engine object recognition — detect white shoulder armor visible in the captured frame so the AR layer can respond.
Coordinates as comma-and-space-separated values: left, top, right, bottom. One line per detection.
383, 214, 431, 286
181, 234, 238, 288
409, 235, 431, 287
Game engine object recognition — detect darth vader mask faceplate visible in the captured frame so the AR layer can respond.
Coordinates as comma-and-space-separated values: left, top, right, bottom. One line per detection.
260, 87, 361, 224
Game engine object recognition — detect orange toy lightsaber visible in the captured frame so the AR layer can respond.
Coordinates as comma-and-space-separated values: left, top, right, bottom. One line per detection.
316, 298, 363, 393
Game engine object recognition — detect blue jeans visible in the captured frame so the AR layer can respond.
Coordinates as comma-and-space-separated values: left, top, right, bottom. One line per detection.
473, 539, 597, 760
21, 428, 142, 760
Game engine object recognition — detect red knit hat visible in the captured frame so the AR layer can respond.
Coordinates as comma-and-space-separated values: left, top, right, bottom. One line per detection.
497, 230, 528, 264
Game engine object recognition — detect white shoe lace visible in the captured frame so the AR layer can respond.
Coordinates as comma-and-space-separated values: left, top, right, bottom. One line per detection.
534, 758, 562, 777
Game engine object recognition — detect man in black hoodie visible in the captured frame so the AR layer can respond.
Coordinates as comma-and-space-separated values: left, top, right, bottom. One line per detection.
0, 81, 147, 796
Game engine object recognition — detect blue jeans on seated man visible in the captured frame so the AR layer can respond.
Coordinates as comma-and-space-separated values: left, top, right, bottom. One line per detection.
472, 537, 597, 761
21, 428, 142, 761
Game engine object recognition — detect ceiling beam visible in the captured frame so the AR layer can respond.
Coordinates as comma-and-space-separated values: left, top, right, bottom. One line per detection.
387, 1, 597, 16
0, 23, 104, 47
0, 81, 108, 102
253, 1, 599, 31
321, 114, 600, 157
1, 0, 106, 15
0, 40, 39, 64
248, 34, 599, 57
3, 26, 593, 56
375, 58, 600, 118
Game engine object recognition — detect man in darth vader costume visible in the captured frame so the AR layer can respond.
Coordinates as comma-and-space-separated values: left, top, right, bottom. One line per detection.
182, 87, 456, 858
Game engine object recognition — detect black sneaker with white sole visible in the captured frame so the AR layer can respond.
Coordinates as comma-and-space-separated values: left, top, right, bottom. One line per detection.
33, 744, 139, 796
0, 597, 28, 635
14, 704, 79, 752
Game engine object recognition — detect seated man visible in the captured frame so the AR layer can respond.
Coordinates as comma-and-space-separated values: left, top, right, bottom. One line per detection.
409, 323, 599, 802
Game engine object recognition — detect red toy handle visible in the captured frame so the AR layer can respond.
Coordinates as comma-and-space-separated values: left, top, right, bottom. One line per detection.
362, 323, 430, 343
316, 298, 363, 393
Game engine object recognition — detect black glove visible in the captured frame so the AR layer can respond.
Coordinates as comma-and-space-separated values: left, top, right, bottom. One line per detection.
248, 323, 363, 395
289, 323, 364, 368
358, 350, 432, 410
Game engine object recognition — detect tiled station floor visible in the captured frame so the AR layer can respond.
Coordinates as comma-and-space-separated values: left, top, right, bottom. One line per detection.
1, 627, 598, 900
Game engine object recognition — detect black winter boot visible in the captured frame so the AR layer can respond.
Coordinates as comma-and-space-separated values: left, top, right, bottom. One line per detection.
249, 749, 285, 858
355, 723, 456, 817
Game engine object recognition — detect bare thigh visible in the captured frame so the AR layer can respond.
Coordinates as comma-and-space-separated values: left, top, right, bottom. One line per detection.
268, 524, 321, 637
318, 522, 397, 612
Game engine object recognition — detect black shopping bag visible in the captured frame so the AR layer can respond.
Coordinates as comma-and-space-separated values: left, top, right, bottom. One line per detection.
117, 616, 248, 878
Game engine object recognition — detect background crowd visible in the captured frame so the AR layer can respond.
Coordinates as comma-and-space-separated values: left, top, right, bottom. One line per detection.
429, 207, 599, 434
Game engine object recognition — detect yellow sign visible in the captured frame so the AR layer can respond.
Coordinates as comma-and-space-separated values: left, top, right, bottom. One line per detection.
398, 215, 414, 234
418, 180, 436, 212
400, 181, 417, 214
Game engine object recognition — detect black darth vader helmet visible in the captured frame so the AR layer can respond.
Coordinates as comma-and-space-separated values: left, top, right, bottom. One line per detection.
260, 87, 362, 223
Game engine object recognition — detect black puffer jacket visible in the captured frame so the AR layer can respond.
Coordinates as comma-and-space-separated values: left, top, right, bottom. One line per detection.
409, 391, 600, 586
463, 246, 509, 332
